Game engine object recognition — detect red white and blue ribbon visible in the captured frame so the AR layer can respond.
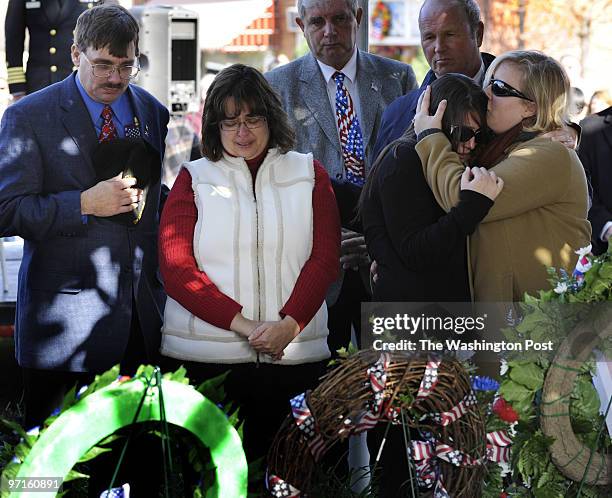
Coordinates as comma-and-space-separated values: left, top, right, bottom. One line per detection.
266, 473, 301, 498
486, 430, 512, 463
412, 430, 512, 496
417, 358, 441, 398
352, 353, 391, 433
572, 244, 592, 285
99, 484, 130, 498
420, 390, 478, 426
289, 392, 326, 461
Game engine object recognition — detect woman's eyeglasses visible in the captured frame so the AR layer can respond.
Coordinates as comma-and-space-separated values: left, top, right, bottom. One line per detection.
450, 125, 482, 144
489, 79, 534, 102
219, 116, 267, 131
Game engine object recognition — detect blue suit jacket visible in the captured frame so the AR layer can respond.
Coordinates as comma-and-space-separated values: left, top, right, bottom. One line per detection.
371, 52, 496, 161
0, 74, 169, 372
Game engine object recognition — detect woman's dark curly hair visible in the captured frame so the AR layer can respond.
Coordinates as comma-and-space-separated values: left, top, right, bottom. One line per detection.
200, 64, 296, 161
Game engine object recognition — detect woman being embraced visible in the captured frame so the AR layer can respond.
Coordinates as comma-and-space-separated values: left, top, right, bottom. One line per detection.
415, 51, 591, 301
159, 64, 340, 461
360, 73, 503, 303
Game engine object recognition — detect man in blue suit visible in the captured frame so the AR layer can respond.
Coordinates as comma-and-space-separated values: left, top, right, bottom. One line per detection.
372, 0, 494, 160
0, 4, 169, 427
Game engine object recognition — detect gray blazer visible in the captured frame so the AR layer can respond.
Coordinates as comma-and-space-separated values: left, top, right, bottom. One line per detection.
266, 50, 417, 303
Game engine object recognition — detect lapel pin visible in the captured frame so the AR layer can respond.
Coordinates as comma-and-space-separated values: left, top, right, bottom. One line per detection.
371, 82, 379, 92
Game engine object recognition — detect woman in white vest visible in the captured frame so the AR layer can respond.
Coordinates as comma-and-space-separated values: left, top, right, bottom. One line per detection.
159, 64, 340, 462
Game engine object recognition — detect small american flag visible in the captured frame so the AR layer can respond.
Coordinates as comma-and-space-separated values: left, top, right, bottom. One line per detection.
486, 430, 512, 463
290, 392, 327, 461
290, 392, 313, 431
267, 473, 301, 498
124, 120, 141, 139
433, 481, 451, 498
99, 483, 130, 498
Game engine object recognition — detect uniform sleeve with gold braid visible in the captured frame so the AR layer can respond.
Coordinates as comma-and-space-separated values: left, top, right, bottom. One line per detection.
5, 0, 27, 95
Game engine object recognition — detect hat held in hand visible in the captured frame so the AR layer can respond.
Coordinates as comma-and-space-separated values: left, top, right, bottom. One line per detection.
92, 138, 161, 225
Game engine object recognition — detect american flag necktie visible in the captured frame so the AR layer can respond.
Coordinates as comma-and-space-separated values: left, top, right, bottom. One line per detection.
99, 104, 118, 142
333, 71, 365, 187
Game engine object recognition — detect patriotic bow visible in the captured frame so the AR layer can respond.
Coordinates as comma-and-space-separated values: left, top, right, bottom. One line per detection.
572, 244, 593, 284
267, 473, 301, 498
417, 358, 441, 399
412, 430, 512, 496
99, 484, 130, 498
290, 392, 326, 461
351, 353, 391, 433
486, 430, 512, 463
420, 390, 478, 426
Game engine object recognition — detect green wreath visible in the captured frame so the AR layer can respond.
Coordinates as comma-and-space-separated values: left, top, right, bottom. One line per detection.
2, 368, 247, 498
496, 245, 612, 497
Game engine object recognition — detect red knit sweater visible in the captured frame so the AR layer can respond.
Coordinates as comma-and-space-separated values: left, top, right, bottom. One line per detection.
159, 154, 340, 331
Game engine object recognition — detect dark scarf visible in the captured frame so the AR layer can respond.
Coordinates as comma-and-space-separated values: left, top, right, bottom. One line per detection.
472, 118, 538, 169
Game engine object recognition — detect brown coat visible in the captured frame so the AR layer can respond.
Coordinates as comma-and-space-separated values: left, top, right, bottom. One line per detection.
416, 133, 591, 301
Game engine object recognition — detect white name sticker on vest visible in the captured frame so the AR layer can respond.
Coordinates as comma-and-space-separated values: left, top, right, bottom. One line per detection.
25, 1, 41, 9
210, 186, 232, 198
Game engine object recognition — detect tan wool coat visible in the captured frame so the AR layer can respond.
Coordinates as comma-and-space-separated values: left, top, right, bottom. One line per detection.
416, 133, 592, 301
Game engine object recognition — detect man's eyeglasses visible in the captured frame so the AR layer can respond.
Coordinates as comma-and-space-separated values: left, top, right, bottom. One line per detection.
450, 125, 482, 144
489, 78, 533, 102
82, 53, 140, 80
219, 116, 267, 131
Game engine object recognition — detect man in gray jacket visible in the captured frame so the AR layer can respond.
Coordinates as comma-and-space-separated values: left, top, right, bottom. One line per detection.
266, 0, 416, 356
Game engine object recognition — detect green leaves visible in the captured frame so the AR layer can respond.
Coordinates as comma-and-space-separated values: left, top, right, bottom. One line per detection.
196, 371, 230, 406
480, 463, 504, 498
509, 361, 545, 391
336, 342, 359, 359
163, 365, 190, 385
499, 379, 535, 418
571, 374, 600, 420
77, 445, 112, 463
515, 430, 556, 490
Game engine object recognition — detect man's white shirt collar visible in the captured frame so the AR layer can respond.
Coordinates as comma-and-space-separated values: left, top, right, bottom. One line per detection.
317, 48, 358, 85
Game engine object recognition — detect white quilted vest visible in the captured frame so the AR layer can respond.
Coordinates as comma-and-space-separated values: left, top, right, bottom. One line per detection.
161, 149, 330, 364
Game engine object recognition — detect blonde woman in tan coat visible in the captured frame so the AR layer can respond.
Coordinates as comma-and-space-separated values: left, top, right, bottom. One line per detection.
414, 51, 591, 301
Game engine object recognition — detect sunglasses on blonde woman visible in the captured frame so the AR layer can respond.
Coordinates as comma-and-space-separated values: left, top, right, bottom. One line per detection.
489, 79, 534, 102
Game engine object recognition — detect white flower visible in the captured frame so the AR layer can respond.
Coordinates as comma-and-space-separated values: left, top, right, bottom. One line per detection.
524, 476, 532, 488
500, 359, 509, 376
575, 244, 592, 259
554, 282, 568, 294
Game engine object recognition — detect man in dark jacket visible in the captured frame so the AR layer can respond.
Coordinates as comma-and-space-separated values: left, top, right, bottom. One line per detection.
372, 0, 493, 160
5, 0, 101, 99
579, 106, 612, 254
